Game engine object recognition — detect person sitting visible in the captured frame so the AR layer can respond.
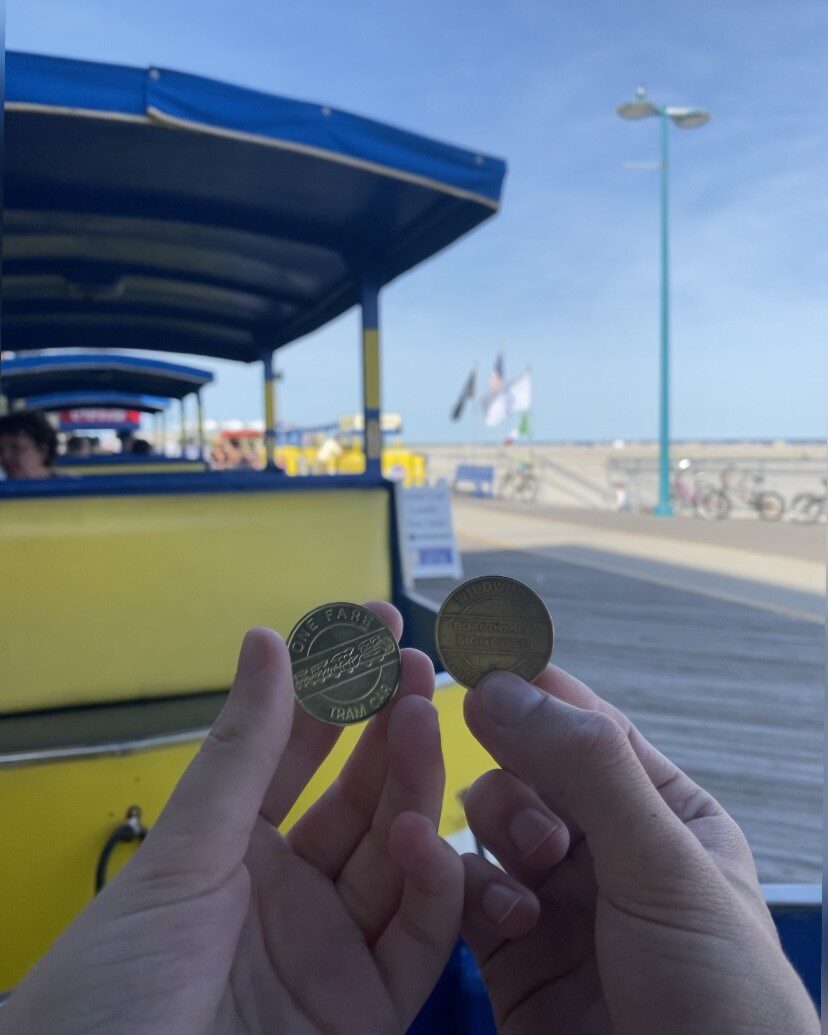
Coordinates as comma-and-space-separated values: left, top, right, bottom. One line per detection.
224, 438, 242, 468
209, 442, 228, 469
130, 438, 153, 456
117, 429, 135, 454
65, 435, 92, 459
0, 411, 58, 480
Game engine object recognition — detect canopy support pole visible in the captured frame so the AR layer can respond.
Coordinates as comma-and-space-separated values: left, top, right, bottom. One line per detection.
196, 390, 205, 461
361, 277, 382, 479
179, 398, 186, 459
263, 350, 277, 470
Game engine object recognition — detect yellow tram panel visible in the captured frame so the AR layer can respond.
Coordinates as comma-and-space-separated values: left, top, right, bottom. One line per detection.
0, 488, 392, 712
0, 684, 492, 991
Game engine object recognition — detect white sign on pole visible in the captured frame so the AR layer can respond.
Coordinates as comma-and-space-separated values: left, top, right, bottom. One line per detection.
395, 482, 462, 588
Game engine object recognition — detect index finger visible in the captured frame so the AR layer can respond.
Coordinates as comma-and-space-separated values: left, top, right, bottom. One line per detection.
140, 627, 294, 878
260, 600, 412, 828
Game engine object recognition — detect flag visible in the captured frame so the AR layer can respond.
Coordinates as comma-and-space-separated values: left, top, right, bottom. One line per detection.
481, 368, 532, 428
509, 370, 532, 414
488, 353, 505, 393
482, 388, 508, 427
450, 369, 476, 421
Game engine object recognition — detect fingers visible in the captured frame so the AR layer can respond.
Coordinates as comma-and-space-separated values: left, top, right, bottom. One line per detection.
142, 628, 294, 877
535, 666, 723, 827
288, 647, 436, 874
374, 812, 464, 1030
464, 769, 570, 887
334, 694, 445, 942
460, 852, 540, 964
464, 670, 714, 896
259, 600, 407, 828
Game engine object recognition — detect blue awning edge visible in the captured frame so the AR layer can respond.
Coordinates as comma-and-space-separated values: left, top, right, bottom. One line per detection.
1, 354, 214, 400
4, 52, 507, 362
6, 51, 506, 207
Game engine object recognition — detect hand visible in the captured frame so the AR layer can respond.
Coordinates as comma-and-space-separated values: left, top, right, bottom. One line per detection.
459, 666, 819, 1035
2, 604, 463, 1035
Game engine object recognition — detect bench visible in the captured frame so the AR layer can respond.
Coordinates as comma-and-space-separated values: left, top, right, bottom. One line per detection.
0, 473, 392, 711
454, 464, 494, 498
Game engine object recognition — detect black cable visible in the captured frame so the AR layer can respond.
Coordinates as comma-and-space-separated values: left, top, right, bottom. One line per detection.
94, 805, 148, 893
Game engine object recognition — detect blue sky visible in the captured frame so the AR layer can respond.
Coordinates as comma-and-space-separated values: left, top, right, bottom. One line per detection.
7, 0, 827, 441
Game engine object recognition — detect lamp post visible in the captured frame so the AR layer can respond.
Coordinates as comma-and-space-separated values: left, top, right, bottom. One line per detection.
617, 87, 710, 516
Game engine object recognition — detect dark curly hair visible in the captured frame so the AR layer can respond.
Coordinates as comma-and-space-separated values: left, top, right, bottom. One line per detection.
0, 410, 59, 465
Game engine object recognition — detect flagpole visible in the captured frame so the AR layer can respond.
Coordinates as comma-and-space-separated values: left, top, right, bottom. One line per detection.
470, 362, 479, 462
528, 363, 534, 446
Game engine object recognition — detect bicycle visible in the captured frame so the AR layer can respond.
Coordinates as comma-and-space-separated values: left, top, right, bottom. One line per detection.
498, 461, 539, 504
671, 469, 728, 520
719, 468, 784, 521
789, 480, 827, 524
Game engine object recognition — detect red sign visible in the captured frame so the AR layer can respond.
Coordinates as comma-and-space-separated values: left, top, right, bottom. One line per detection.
59, 408, 141, 426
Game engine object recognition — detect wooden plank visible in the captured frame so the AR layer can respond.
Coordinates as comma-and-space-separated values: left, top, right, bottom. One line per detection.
418, 547, 823, 882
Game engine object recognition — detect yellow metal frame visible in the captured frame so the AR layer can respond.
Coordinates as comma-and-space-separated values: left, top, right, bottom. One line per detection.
264, 360, 277, 467
362, 328, 380, 411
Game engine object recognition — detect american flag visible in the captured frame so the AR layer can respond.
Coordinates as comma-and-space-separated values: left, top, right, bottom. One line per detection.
488, 353, 504, 393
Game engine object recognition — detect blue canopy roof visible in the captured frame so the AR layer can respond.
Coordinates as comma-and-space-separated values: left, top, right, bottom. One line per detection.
4, 51, 507, 362
1, 353, 213, 400
24, 391, 170, 415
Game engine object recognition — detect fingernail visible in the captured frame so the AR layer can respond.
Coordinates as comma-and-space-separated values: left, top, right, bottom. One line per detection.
403, 695, 439, 728
479, 672, 544, 727
482, 883, 524, 925
509, 808, 557, 858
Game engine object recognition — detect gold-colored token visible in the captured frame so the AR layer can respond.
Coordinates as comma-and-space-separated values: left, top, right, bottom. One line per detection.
287, 602, 401, 725
435, 575, 553, 689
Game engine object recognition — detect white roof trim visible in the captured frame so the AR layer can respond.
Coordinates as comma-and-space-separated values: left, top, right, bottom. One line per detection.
147, 106, 500, 212
5, 101, 151, 125
4, 99, 499, 212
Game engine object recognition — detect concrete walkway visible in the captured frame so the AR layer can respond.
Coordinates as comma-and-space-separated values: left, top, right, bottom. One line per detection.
452, 498, 825, 622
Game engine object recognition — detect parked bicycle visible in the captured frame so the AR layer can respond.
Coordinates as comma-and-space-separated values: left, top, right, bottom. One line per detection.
671, 460, 728, 520
719, 468, 784, 521
498, 460, 539, 504
789, 479, 827, 524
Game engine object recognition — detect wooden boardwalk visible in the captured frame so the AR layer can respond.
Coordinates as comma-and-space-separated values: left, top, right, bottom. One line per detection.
418, 545, 823, 883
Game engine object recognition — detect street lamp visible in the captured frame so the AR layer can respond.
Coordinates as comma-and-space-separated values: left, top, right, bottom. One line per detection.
617, 86, 710, 516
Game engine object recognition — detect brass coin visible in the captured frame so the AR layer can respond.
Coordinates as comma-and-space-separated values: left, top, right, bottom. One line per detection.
435, 575, 553, 689
287, 602, 401, 725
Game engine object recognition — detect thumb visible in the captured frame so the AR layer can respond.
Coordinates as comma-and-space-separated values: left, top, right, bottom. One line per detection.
140, 628, 295, 877
464, 671, 710, 895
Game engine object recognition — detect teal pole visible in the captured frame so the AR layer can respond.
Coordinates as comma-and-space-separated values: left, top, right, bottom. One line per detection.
618, 90, 708, 513
653, 111, 673, 516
